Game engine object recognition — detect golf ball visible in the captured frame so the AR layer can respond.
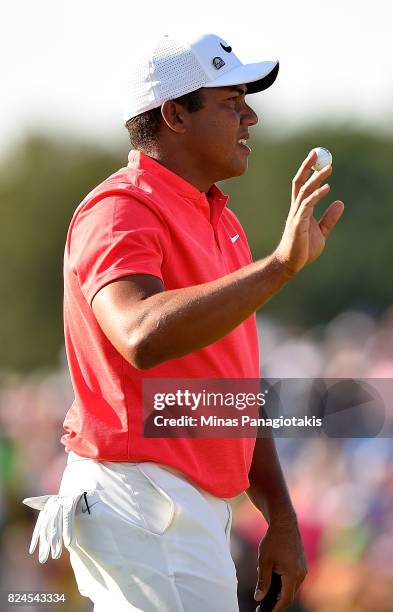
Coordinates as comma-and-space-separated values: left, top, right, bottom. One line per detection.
311, 147, 332, 171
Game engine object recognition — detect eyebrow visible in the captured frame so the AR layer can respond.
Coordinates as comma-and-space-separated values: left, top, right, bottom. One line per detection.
225, 85, 248, 96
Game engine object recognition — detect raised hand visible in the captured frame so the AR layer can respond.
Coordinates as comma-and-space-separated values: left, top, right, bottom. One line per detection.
274, 150, 344, 275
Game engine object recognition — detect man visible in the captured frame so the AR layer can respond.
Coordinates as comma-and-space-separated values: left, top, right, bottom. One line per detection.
24, 32, 344, 611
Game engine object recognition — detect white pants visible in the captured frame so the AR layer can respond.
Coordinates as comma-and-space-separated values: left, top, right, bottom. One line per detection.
58, 452, 239, 612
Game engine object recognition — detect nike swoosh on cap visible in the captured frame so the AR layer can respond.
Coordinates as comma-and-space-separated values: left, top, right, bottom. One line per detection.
220, 43, 232, 53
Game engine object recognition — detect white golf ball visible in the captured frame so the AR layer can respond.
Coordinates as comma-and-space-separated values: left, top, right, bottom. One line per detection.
311, 147, 332, 171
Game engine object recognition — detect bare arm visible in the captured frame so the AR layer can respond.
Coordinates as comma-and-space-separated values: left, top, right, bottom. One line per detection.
246, 436, 296, 525
247, 437, 308, 611
92, 151, 344, 370
92, 253, 290, 370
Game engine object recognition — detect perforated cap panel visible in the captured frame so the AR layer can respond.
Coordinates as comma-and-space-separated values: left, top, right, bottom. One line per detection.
121, 35, 209, 122
152, 36, 208, 101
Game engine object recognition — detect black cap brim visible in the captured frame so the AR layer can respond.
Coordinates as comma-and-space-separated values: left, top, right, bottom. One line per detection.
246, 61, 279, 94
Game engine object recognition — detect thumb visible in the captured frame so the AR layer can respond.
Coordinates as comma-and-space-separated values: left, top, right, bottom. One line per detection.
318, 200, 344, 238
255, 561, 273, 602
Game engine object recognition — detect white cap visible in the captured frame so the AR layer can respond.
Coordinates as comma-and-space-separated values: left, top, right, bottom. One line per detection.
121, 32, 279, 123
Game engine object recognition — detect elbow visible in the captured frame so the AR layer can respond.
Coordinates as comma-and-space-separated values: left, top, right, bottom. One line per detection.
127, 329, 160, 371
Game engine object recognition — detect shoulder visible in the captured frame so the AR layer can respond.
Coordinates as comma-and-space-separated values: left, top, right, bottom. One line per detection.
71, 168, 167, 228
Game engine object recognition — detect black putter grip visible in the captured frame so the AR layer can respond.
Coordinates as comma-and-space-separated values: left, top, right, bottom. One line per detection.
258, 571, 282, 611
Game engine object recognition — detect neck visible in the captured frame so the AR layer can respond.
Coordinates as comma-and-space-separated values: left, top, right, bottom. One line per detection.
143, 148, 215, 194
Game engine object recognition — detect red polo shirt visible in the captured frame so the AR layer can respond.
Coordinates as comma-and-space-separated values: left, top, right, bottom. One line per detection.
62, 150, 259, 498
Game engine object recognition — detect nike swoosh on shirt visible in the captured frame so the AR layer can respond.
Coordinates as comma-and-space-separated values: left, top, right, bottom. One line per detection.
230, 234, 240, 243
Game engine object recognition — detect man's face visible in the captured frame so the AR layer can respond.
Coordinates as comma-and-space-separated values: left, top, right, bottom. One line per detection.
183, 84, 258, 182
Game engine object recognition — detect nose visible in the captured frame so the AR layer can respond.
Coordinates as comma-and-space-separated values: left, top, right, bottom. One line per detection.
242, 101, 258, 127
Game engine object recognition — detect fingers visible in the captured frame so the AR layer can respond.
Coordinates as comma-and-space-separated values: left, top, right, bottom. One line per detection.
51, 503, 64, 560
318, 200, 345, 238
296, 183, 331, 220
29, 508, 45, 554
272, 575, 296, 612
295, 572, 307, 596
291, 150, 317, 202
38, 506, 51, 564
292, 164, 332, 214
255, 560, 273, 602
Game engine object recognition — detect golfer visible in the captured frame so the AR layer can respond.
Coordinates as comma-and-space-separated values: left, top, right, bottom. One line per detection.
24, 32, 344, 612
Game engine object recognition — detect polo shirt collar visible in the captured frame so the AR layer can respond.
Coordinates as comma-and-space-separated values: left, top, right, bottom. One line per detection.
127, 150, 229, 226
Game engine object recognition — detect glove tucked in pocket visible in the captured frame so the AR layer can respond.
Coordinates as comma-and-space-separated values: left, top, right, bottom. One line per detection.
22, 491, 94, 563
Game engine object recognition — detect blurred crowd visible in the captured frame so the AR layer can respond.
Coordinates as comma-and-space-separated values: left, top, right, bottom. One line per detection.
1, 308, 393, 612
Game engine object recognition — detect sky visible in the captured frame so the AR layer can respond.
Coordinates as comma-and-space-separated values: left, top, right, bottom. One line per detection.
1, 0, 393, 154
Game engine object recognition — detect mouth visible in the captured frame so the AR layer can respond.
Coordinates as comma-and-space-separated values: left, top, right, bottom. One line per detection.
237, 138, 251, 153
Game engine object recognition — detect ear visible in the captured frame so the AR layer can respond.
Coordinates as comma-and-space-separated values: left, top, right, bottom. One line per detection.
160, 100, 188, 134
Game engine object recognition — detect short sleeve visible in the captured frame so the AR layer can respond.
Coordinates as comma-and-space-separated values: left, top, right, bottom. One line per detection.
69, 195, 168, 306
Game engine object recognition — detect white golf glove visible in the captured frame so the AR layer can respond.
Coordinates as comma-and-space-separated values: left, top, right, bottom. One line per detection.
23, 492, 86, 563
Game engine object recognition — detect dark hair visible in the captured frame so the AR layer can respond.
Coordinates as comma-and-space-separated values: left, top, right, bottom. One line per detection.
125, 88, 205, 151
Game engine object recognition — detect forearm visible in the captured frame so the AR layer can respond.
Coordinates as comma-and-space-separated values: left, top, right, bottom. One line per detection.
129, 253, 292, 369
246, 436, 296, 525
